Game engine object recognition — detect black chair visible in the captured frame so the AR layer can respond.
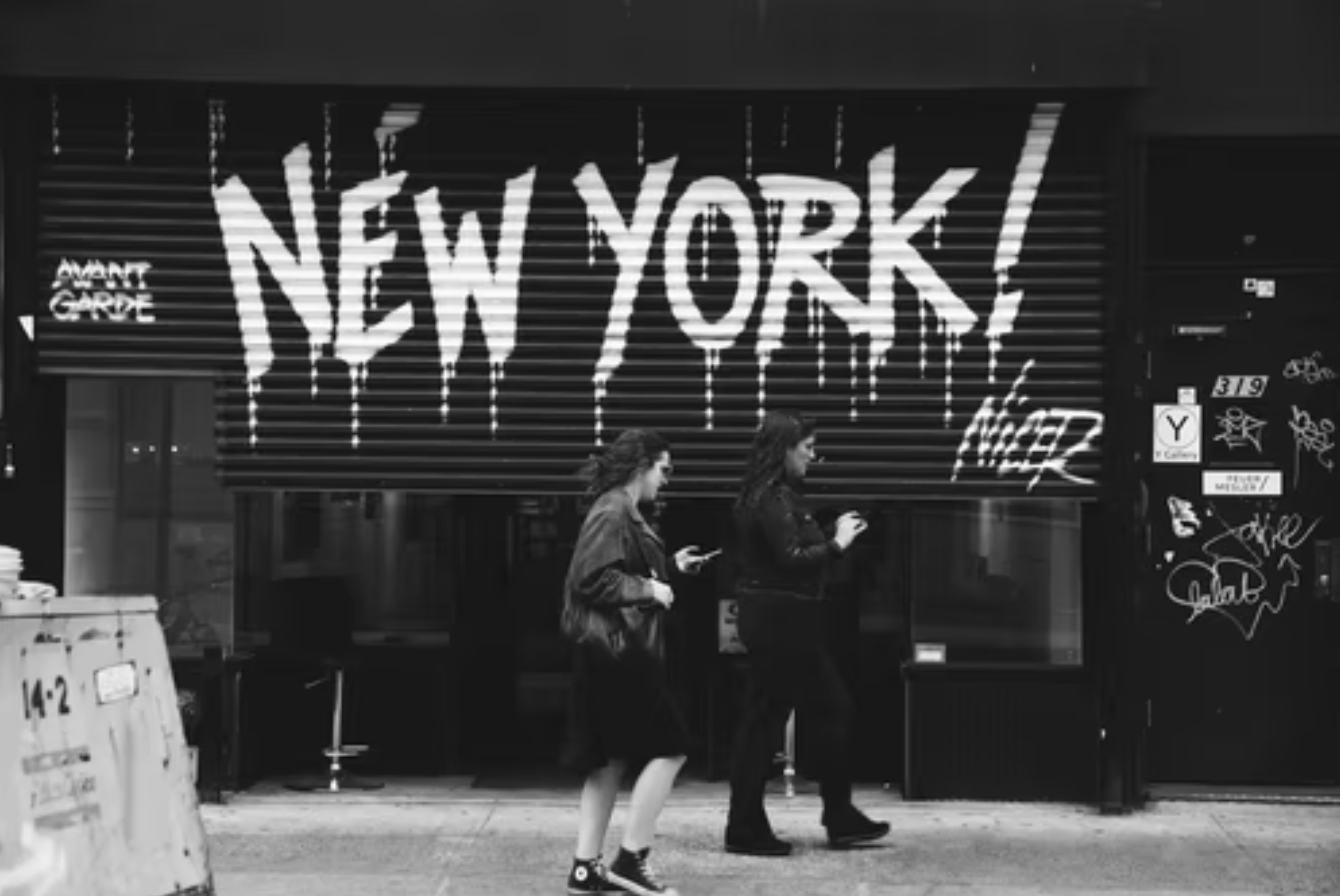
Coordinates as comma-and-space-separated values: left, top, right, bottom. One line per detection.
269, 575, 383, 793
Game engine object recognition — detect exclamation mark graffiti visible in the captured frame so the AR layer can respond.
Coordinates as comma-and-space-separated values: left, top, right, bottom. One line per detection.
987, 102, 1063, 383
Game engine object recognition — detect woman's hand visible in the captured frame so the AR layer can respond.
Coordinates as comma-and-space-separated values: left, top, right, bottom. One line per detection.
649, 579, 675, 609
675, 545, 708, 575
833, 511, 869, 551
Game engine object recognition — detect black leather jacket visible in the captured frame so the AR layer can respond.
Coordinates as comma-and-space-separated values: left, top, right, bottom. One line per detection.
733, 480, 841, 601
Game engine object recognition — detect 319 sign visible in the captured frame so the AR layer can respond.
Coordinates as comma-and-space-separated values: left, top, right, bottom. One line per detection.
21, 676, 72, 721
1212, 376, 1269, 398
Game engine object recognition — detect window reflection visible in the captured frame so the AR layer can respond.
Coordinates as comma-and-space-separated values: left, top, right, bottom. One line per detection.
64, 379, 234, 654
910, 500, 1082, 665
238, 491, 458, 635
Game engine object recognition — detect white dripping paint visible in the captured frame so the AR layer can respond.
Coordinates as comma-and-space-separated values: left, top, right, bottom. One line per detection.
755, 175, 862, 413
208, 98, 226, 187
932, 206, 946, 250
986, 102, 1062, 383
849, 342, 859, 420
663, 177, 760, 431
574, 157, 677, 442
415, 169, 536, 434
214, 145, 328, 448
866, 148, 978, 417
834, 104, 844, 169
214, 142, 532, 447
637, 105, 645, 167
375, 104, 421, 229
780, 105, 789, 150
745, 105, 753, 178
323, 102, 333, 191
125, 97, 135, 162
340, 170, 408, 448
50, 87, 60, 156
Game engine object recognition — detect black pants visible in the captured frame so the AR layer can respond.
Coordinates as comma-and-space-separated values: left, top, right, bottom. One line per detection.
728, 596, 854, 830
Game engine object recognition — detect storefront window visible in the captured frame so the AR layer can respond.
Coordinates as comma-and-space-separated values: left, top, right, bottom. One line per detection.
64, 379, 234, 653
909, 500, 1082, 665
236, 491, 458, 635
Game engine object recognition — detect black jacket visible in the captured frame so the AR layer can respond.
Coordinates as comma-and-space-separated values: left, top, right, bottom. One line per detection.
733, 480, 841, 602
561, 488, 669, 658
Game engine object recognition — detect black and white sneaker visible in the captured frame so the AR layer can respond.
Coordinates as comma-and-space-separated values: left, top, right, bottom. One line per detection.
607, 847, 678, 896
567, 855, 625, 894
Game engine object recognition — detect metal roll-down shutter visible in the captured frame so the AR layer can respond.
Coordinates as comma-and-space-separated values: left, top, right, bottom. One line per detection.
37, 85, 1113, 498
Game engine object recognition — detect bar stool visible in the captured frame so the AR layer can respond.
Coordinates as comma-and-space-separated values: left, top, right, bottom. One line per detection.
269, 575, 383, 793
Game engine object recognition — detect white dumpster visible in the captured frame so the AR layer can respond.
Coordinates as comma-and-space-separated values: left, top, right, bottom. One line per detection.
0, 596, 214, 896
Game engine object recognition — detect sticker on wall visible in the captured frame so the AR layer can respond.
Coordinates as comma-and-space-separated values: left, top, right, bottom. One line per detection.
1153, 404, 1202, 464
1211, 376, 1269, 399
914, 643, 947, 663
1202, 470, 1283, 496
1167, 495, 1201, 538
718, 600, 745, 654
1178, 387, 1197, 405
1242, 277, 1276, 299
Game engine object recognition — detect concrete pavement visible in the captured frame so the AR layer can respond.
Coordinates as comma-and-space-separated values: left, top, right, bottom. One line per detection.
202, 779, 1340, 895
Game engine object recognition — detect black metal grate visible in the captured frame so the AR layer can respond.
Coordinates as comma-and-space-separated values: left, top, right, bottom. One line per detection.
36, 85, 1114, 498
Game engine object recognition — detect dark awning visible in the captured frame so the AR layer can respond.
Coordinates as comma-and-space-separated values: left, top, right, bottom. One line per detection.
0, 0, 1153, 90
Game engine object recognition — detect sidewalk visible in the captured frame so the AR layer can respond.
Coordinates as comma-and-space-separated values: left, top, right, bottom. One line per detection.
202, 779, 1340, 896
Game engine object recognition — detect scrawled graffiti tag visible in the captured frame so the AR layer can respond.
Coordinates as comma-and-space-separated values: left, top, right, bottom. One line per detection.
1165, 504, 1321, 641
950, 358, 1104, 491
1283, 351, 1336, 385
1288, 405, 1335, 484
1167, 495, 1201, 539
1214, 406, 1266, 453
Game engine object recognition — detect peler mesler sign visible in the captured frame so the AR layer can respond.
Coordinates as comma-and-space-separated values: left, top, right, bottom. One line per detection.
46, 96, 1106, 493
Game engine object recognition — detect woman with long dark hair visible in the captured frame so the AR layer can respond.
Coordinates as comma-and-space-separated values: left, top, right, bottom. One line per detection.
724, 410, 891, 856
562, 428, 711, 896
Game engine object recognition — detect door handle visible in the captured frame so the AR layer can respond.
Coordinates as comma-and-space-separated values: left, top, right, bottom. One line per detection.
1316, 538, 1337, 601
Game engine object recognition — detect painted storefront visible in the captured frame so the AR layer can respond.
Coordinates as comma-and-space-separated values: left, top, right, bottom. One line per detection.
36, 86, 1112, 499
19, 83, 1130, 800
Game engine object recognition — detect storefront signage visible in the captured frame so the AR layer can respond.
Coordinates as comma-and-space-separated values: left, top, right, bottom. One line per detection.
49, 259, 155, 323
1202, 470, 1283, 496
1153, 404, 1201, 464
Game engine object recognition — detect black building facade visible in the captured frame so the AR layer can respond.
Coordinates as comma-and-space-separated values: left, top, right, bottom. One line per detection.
2, 0, 1337, 808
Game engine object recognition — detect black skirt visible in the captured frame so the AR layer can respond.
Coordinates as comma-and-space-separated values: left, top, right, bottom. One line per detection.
561, 638, 691, 774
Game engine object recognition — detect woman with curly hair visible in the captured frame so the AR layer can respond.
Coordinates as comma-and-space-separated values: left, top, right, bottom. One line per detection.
724, 410, 890, 857
561, 428, 711, 896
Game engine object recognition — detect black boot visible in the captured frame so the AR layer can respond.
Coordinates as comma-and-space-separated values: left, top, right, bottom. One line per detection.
724, 815, 793, 857
824, 805, 891, 849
